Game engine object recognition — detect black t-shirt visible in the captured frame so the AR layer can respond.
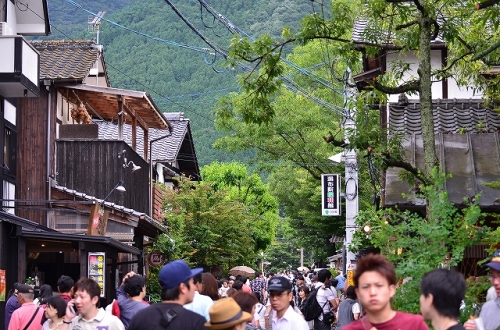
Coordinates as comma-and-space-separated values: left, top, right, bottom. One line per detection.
128, 302, 207, 330
448, 324, 465, 330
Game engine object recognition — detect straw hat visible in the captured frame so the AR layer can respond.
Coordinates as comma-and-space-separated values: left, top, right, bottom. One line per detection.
205, 298, 252, 329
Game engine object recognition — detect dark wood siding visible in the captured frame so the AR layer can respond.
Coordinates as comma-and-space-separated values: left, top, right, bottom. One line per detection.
56, 140, 149, 213
16, 87, 56, 224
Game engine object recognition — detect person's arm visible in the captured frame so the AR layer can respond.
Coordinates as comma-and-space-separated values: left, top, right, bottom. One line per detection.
352, 302, 361, 320
327, 288, 339, 310
464, 319, 477, 330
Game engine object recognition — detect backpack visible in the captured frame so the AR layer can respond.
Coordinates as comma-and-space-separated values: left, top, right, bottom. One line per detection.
300, 286, 328, 321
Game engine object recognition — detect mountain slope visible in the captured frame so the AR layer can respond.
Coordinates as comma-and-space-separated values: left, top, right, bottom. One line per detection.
41, 0, 326, 165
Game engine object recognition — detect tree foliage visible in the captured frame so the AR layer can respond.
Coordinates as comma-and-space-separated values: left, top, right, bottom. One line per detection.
157, 162, 278, 271
351, 170, 486, 313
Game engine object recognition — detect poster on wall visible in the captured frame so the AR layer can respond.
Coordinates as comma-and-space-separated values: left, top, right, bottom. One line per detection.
0, 269, 5, 301
88, 252, 105, 297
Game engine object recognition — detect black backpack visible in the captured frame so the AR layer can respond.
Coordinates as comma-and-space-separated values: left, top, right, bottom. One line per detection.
300, 286, 328, 321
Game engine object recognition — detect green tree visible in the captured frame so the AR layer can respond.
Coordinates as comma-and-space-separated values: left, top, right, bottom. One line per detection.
201, 162, 279, 251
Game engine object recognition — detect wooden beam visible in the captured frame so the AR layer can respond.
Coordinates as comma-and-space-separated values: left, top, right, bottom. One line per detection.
122, 98, 149, 131
132, 117, 137, 151
144, 129, 149, 160
118, 96, 123, 140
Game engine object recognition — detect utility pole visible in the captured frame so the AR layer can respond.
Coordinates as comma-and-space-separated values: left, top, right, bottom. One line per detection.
343, 68, 359, 270
330, 68, 358, 273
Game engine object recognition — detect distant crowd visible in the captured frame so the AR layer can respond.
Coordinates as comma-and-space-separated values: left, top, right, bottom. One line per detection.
4, 249, 500, 330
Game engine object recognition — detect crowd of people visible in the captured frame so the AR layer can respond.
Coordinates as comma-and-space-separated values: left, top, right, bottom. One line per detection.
4, 249, 500, 330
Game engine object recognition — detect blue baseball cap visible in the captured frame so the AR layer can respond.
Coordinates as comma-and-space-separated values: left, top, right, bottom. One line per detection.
159, 260, 203, 290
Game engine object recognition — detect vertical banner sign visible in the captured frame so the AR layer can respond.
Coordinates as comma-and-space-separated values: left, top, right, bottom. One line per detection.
321, 174, 341, 216
0, 269, 5, 301
88, 252, 105, 297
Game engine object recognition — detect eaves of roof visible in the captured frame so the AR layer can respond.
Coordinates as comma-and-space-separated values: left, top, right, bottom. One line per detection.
21, 229, 141, 255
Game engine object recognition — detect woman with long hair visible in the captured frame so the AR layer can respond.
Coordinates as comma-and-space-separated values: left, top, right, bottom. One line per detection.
35, 284, 53, 307
297, 286, 313, 330
42, 296, 66, 330
201, 272, 220, 301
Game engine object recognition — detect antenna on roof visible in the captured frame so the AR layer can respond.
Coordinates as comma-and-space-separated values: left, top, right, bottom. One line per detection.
88, 11, 105, 45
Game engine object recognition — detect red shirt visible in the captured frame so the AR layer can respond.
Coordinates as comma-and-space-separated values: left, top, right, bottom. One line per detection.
343, 312, 429, 330
242, 284, 252, 294
8, 302, 44, 330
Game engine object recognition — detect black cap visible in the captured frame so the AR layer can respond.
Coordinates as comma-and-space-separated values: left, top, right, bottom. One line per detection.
267, 276, 292, 292
17, 284, 34, 294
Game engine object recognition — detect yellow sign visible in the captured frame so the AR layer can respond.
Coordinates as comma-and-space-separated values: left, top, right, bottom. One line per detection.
347, 269, 355, 287
88, 252, 105, 297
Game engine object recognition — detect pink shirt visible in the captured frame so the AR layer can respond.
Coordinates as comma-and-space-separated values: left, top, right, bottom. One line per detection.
8, 302, 44, 330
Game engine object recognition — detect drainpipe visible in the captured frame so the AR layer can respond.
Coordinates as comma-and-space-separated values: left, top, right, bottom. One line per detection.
44, 80, 52, 228
149, 133, 171, 218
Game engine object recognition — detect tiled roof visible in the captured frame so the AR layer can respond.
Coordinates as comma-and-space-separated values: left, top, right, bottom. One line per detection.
31, 40, 99, 80
384, 133, 500, 208
52, 184, 168, 233
97, 112, 189, 162
384, 99, 500, 208
389, 99, 500, 134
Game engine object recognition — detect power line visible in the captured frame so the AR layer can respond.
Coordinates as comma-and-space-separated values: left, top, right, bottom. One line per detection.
166, 0, 345, 115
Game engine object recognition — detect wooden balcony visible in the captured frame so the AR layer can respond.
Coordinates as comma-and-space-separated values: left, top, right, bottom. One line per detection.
55, 139, 149, 214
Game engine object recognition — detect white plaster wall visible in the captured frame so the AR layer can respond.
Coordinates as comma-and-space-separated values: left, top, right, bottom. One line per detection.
4, 99, 16, 125
5, 1, 17, 35
385, 50, 482, 102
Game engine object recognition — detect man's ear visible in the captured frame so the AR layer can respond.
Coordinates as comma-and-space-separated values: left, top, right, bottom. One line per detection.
91, 295, 99, 306
389, 284, 396, 298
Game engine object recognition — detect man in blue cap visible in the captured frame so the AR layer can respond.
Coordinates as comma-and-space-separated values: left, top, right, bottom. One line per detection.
128, 260, 207, 330
465, 249, 500, 330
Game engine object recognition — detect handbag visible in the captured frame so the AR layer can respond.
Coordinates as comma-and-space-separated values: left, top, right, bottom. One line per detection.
322, 311, 336, 325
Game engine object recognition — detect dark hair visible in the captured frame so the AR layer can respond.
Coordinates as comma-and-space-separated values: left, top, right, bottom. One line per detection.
299, 285, 310, 296
46, 296, 67, 318
73, 278, 101, 307
318, 269, 332, 283
232, 291, 258, 313
240, 276, 247, 283
160, 279, 191, 301
124, 275, 145, 298
420, 268, 465, 319
38, 284, 53, 305
345, 286, 357, 300
232, 280, 244, 290
297, 275, 304, 281
354, 254, 396, 288
193, 273, 202, 285
226, 288, 237, 297
8, 282, 20, 298
255, 271, 261, 277
201, 273, 219, 301
57, 275, 74, 294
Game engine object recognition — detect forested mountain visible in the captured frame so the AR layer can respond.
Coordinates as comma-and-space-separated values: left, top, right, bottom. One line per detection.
40, 0, 323, 166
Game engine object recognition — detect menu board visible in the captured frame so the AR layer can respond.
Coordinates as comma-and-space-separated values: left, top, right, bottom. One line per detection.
88, 252, 105, 297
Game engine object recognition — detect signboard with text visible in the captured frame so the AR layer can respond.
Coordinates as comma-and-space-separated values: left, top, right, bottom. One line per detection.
321, 174, 341, 216
88, 252, 105, 297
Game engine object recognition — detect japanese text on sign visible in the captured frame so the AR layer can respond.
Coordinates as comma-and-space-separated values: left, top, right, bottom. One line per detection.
88, 252, 105, 297
321, 174, 341, 216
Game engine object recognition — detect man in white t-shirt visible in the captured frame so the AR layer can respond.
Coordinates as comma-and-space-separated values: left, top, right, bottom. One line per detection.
314, 269, 339, 330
